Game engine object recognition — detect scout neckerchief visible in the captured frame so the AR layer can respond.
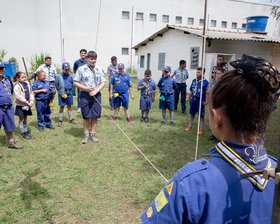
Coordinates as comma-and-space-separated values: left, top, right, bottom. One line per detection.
47, 65, 51, 81
215, 141, 271, 190
88, 65, 98, 87
0, 76, 12, 100
181, 69, 183, 83
117, 73, 127, 86
145, 79, 151, 98
193, 78, 205, 96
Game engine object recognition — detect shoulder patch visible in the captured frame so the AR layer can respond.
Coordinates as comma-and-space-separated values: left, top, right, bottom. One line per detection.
155, 190, 168, 212
146, 206, 153, 218
177, 159, 209, 180
165, 182, 174, 196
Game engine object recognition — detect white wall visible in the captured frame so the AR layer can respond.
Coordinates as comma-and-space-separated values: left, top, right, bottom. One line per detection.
0, 0, 277, 73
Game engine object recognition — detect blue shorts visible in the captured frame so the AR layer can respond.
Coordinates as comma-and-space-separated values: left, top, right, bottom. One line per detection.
140, 97, 152, 110
189, 98, 205, 116
113, 92, 129, 109
58, 91, 73, 106
0, 105, 16, 132
159, 94, 174, 110
80, 91, 102, 119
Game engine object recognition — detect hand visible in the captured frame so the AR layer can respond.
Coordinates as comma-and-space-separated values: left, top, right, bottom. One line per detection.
142, 84, 148, 89
89, 90, 98, 96
41, 89, 48, 93
85, 86, 95, 92
152, 97, 155, 103
203, 101, 208, 105
50, 85, 54, 88
109, 94, 113, 100
188, 98, 191, 102
29, 102, 34, 108
27, 77, 31, 81
131, 95, 134, 100
26, 101, 31, 107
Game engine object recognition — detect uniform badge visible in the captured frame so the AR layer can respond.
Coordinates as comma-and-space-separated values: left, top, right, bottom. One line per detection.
165, 182, 174, 196
146, 206, 153, 218
85, 77, 89, 83
155, 190, 168, 212
123, 82, 126, 85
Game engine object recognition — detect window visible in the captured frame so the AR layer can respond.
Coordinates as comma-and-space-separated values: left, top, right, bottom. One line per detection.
162, 15, 169, 23
232, 22, 237, 29
158, 53, 165, 70
242, 23, 246, 29
187, 17, 194, 25
175, 16, 182, 24
122, 11, 129, 19
122, 48, 129, 55
210, 20, 217, 27
140, 55, 145, 68
199, 19, 204, 26
150, 13, 157, 21
136, 12, 144, 20
221, 21, 227, 28
147, 53, 151, 69
190, 47, 200, 69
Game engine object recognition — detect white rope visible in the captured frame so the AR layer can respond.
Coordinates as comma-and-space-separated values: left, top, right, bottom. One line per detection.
92, 94, 169, 183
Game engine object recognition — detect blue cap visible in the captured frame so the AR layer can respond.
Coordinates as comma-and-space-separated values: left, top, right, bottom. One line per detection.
118, 63, 125, 69
163, 66, 171, 72
62, 62, 70, 70
0, 62, 5, 68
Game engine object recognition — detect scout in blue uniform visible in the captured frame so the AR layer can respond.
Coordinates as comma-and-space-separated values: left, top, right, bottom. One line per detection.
73, 49, 87, 113
109, 63, 134, 122
0, 62, 23, 156
55, 62, 77, 127
137, 69, 156, 122
185, 67, 209, 134
141, 54, 280, 224
171, 60, 189, 114
74, 51, 106, 144
32, 70, 55, 131
107, 56, 118, 110
157, 66, 177, 126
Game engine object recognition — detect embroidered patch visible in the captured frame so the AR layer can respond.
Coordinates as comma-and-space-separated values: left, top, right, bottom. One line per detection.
155, 190, 168, 212
146, 206, 153, 218
165, 182, 174, 196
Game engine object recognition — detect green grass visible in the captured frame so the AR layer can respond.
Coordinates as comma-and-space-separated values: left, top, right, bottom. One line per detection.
0, 81, 279, 223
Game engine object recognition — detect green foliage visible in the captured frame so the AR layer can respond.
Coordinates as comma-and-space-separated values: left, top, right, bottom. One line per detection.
126, 66, 138, 77
30, 53, 48, 72
0, 49, 8, 62
271, 6, 280, 21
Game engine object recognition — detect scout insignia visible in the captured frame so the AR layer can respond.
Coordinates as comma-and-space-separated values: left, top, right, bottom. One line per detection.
146, 206, 153, 218
165, 182, 174, 196
155, 190, 168, 212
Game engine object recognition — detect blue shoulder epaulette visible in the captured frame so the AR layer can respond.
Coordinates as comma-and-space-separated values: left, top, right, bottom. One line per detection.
177, 158, 209, 181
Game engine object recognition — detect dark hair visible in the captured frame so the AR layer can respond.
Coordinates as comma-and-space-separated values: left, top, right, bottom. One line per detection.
86, 51, 97, 59
197, 67, 202, 71
179, 60, 186, 65
45, 56, 51, 61
217, 54, 225, 59
13, 71, 24, 82
80, 49, 87, 54
144, 69, 151, 76
216, 68, 225, 73
36, 70, 45, 77
111, 56, 117, 62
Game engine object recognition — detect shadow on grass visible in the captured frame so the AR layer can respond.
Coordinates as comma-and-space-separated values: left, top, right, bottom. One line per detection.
64, 127, 84, 137
20, 168, 54, 223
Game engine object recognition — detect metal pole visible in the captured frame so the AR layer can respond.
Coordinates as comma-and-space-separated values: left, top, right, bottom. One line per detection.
95, 0, 102, 51
130, 6, 134, 72
59, 0, 64, 63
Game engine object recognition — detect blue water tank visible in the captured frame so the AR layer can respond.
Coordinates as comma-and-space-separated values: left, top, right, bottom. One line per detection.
246, 16, 268, 32
3, 62, 16, 77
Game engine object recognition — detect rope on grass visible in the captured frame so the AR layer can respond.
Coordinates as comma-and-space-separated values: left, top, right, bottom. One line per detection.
92, 95, 169, 183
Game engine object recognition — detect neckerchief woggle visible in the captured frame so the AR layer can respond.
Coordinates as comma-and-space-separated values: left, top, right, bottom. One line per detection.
215, 141, 271, 191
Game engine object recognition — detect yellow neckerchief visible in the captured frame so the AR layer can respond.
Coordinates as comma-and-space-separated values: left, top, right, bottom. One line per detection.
193, 78, 205, 96
215, 141, 271, 190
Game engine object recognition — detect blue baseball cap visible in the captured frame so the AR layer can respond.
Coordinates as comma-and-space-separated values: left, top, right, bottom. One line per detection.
118, 63, 125, 69
62, 62, 70, 70
0, 62, 5, 68
163, 66, 171, 72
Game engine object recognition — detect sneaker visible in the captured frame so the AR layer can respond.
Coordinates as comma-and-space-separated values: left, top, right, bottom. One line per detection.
140, 117, 145, 122
127, 117, 134, 123
208, 134, 215, 141
109, 117, 118, 121
46, 125, 55, 129
69, 119, 77, 125
182, 111, 187, 114
161, 120, 166, 125
58, 120, 63, 127
81, 136, 89, 144
185, 126, 192, 131
26, 131, 33, 138
198, 129, 204, 135
90, 135, 99, 143
20, 132, 31, 139
38, 127, 44, 132
77, 108, 81, 113
170, 122, 175, 126
144, 117, 149, 123
110, 105, 114, 111
8, 139, 23, 149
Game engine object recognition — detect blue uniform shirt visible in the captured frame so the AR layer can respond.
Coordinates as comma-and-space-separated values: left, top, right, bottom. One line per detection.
63, 73, 73, 91
32, 80, 51, 100
157, 76, 177, 94
111, 73, 132, 93
138, 79, 157, 98
172, 68, 189, 84
0, 76, 13, 105
107, 64, 118, 78
189, 78, 209, 100
141, 141, 276, 223
73, 59, 87, 73
35, 64, 57, 82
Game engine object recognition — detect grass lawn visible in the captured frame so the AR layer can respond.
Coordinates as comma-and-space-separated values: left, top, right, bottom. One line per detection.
0, 80, 279, 223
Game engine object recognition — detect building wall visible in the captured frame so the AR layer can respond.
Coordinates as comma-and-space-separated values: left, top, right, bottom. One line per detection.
0, 0, 276, 72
